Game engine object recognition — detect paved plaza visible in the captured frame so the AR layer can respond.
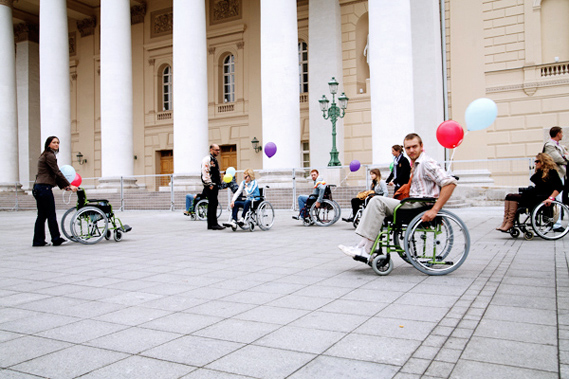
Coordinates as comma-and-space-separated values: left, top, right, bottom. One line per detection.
0, 206, 567, 378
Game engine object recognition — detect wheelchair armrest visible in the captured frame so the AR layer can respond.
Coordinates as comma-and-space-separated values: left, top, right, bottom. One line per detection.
399, 197, 437, 205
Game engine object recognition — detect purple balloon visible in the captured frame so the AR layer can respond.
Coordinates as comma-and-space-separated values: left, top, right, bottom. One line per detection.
349, 160, 361, 172
265, 142, 277, 158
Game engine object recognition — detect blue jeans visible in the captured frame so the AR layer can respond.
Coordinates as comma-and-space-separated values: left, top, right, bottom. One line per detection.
298, 195, 309, 212
232, 199, 251, 220
185, 194, 196, 212
33, 184, 62, 245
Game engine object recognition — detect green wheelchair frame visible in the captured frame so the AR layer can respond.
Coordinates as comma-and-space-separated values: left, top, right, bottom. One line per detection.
353, 197, 470, 276
61, 188, 132, 244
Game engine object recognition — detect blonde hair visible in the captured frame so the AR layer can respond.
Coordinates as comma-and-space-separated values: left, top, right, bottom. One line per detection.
244, 168, 255, 180
535, 153, 558, 180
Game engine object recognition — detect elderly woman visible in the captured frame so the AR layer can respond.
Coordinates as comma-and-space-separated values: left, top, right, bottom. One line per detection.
228, 168, 260, 228
343, 168, 387, 223
32, 136, 77, 246
497, 153, 563, 232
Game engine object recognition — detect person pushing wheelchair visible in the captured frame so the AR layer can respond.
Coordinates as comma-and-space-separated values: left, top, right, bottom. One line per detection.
339, 133, 458, 259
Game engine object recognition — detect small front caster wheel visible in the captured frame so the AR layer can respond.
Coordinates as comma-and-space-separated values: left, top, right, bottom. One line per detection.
114, 229, 123, 242
371, 255, 393, 276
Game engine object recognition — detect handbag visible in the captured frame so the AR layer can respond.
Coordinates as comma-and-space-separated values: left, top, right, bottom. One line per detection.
394, 174, 413, 200
356, 190, 374, 200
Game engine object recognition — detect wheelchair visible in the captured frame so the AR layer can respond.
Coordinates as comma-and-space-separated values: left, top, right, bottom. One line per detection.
297, 185, 341, 227
352, 198, 470, 276
350, 193, 376, 229
61, 188, 131, 244
509, 199, 569, 240
225, 187, 275, 232
190, 193, 223, 221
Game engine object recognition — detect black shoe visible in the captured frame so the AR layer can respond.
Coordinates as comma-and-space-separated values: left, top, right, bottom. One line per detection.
208, 225, 225, 230
553, 227, 565, 233
53, 238, 68, 246
292, 215, 300, 220
342, 217, 353, 223
32, 241, 51, 247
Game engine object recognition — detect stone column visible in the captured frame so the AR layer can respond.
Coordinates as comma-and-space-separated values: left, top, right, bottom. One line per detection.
99, 0, 136, 188
39, 0, 71, 166
172, 0, 208, 189
260, 0, 301, 177
308, 0, 344, 183
15, 23, 41, 190
0, 1, 21, 191
369, 1, 415, 164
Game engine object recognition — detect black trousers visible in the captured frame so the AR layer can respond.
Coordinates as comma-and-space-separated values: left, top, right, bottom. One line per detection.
33, 184, 61, 244
351, 197, 364, 216
203, 185, 219, 228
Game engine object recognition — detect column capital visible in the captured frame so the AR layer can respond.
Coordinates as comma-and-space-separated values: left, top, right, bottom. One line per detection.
131, 2, 147, 25
77, 16, 97, 37
14, 22, 39, 43
0, 0, 14, 9
208, 46, 216, 55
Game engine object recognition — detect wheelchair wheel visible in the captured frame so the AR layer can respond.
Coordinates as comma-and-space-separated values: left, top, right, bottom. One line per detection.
61, 207, 78, 242
195, 199, 222, 221
114, 229, 123, 242
104, 229, 112, 240
352, 209, 362, 229
71, 206, 109, 245
256, 201, 275, 231
310, 199, 340, 227
392, 228, 411, 264
531, 201, 569, 240
371, 254, 393, 276
404, 210, 470, 276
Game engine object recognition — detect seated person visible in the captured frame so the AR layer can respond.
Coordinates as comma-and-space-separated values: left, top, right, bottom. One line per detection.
228, 168, 260, 228
343, 168, 388, 222
293, 169, 326, 220
496, 152, 562, 232
183, 193, 197, 216
386, 144, 411, 193
339, 133, 458, 258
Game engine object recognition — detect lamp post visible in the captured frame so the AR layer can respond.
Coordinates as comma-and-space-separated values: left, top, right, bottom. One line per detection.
319, 77, 349, 167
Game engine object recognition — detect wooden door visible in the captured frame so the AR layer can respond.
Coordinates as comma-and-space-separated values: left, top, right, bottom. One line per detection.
159, 150, 173, 187
220, 145, 237, 173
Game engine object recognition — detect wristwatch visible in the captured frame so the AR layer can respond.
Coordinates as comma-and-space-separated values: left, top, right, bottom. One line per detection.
548, 196, 555, 201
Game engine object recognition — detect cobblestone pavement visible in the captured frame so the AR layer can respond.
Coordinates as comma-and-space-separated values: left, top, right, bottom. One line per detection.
0, 206, 567, 379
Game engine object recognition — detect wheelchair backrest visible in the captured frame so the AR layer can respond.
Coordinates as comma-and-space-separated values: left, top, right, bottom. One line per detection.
324, 185, 335, 200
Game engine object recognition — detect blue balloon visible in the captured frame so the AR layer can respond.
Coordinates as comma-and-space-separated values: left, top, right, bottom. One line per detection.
465, 98, 498, 131
60, 165, 76, 183
226, 167, 236, 177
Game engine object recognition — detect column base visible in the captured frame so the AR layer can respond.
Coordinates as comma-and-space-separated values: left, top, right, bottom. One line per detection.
97, 177, 139, 191
0, 182, 23, 192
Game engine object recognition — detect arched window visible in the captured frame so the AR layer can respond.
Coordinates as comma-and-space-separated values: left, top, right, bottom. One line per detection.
298, 42, 308, 93
223, 55, 235, 103
162, 65, 172, 111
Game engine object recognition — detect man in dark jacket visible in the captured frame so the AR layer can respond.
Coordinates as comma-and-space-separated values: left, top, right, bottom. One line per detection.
201, 144, 225, 230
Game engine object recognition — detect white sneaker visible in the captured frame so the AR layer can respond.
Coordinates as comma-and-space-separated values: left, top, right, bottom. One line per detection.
229, 219, 237, 228
338, 244, 367, 258
237, 218, 245, 226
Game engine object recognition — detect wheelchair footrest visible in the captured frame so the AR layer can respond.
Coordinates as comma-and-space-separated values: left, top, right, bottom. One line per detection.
121, 225, 132, 233
353, 255, 369, 263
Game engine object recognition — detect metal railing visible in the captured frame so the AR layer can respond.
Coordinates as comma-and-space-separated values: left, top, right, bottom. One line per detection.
0, 158, 535, 212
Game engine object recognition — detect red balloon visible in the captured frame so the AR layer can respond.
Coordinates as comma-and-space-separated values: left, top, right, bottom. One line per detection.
71, 173, 82, 187
436, 120, 464, 149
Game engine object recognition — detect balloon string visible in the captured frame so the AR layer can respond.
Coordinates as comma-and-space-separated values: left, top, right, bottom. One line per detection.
62, 190, 73, 205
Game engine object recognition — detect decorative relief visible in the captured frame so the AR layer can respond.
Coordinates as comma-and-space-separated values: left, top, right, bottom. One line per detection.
77, 16, 97, 38
210, 0, 242, 25
131, 2, 146, 25
148, 58, 155, 66
151, 8, 173, 38
69, 32, 76, 56
208, 47, 216, 55
236, 41, 244, 49
14, 22, 39, 43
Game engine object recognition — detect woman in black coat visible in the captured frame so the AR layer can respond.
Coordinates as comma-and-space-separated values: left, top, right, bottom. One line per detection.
32, 136, 77, 246
497, 152, 563, 232
386, 144, 411, 193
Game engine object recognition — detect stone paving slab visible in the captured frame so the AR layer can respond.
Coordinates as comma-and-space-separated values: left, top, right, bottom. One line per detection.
0, 206, 567, 378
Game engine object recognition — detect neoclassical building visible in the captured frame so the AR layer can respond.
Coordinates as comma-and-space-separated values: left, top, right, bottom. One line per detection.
1, 0, 568, 191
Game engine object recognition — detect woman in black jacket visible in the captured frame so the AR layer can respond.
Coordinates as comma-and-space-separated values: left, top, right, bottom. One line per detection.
386, 144, 411, 192
32, 136, 77, 246
497, 152, 563, 232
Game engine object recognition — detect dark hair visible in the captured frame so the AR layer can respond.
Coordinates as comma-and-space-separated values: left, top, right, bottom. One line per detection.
392, 145, 403, 153
44, 136, 59, 153
404, 133, 423, 145
550, 126, 562, 138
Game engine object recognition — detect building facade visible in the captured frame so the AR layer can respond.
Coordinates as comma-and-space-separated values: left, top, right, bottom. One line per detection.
1, 0, 568, 191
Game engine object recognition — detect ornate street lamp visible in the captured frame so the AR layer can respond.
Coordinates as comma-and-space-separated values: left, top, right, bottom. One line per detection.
319, 77, 349, 166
